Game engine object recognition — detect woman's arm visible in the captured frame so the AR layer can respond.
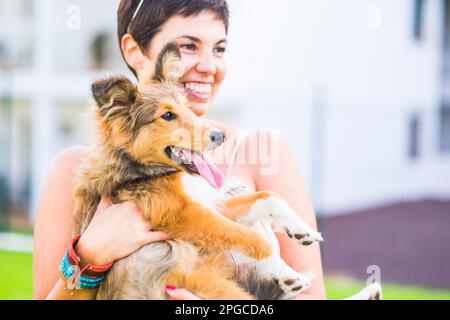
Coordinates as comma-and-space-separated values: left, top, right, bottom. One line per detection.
33, 146, 168, 300
33, 146, 88, 299
250, 130, 327, 300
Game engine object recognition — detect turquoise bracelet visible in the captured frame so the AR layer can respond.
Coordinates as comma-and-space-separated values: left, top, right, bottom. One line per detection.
60, 253, 105, 289
59, 234, 113, 292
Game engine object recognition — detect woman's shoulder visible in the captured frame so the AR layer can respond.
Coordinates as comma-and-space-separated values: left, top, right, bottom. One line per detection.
236, 129, 286, 156
235, 129, 291, 182
49, 145, 90, 182
34, 146, 91, 230
54, 145, 90, 167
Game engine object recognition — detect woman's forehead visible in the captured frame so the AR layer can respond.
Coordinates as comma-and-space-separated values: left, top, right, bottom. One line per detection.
159, 11, 227, 43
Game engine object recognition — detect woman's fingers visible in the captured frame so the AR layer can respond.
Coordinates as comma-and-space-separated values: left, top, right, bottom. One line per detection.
142, 231, 170, 245
165, 286, 202, 300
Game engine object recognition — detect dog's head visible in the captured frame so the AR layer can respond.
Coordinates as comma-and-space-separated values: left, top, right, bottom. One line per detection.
91, 43, 225, 189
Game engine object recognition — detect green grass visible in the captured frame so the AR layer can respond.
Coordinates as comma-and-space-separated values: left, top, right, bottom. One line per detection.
5, 227, 34, 236
1, 249, 450, 300
0, 250, 33, 299
325, 277, 450, 300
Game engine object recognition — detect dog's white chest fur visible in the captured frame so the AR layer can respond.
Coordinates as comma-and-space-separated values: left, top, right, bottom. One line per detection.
180, 173, 226, 211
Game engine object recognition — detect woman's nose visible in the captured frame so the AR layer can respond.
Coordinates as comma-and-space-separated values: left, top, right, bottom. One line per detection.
195, 51, 217, 75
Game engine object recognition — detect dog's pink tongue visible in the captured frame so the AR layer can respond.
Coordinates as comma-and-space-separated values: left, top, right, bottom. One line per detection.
190, 151, 224, 189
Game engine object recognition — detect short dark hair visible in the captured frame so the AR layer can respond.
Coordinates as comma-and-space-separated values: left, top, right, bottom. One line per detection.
117, 0, 230, 77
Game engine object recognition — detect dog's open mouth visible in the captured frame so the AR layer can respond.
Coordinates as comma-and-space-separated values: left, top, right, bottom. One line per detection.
165, 146, 224, 189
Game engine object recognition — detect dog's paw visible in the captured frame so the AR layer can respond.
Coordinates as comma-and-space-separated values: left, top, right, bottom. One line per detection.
344, 283, 383, 300
366, 283, 383, 300
285, 227, 323, 246
278, 273, 311, 299
264, 197, 323, 246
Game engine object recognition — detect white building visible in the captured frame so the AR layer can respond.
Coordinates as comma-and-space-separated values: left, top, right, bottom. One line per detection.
0, 0, 449, 222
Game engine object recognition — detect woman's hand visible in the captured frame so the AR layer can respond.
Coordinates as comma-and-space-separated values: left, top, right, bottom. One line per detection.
76, 197, 169, 266
165, 285, 202, 300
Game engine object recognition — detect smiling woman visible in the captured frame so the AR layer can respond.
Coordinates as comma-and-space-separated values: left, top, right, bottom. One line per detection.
33, 0, 326, 300
119, 0, 229, 116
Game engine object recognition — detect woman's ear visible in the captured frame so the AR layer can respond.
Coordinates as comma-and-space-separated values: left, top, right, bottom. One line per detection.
122, 34, 156, 86
121, 34, 146, 71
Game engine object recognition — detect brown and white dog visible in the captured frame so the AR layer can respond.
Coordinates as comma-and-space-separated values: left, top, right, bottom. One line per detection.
72, 43, 380, 300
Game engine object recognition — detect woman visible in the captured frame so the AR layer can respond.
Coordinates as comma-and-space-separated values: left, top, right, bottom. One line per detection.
33, 0, 326, 300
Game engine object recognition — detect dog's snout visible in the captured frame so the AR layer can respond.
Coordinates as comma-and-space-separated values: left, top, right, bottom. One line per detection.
210, 131, 225, 146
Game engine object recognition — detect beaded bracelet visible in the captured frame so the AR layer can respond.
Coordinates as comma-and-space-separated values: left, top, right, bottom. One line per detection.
59, 234, 113, 293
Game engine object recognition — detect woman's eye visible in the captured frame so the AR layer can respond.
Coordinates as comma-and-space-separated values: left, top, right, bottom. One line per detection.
179, 43, 196, 51
161, 112, 177, 121
214, 47, 226, 53
214, 47, 227, 56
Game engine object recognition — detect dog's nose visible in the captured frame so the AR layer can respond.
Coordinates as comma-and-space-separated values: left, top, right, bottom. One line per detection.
210, 131, 225, 146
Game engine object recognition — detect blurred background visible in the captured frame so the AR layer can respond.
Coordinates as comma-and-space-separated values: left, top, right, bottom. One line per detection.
0, 0, 449, 299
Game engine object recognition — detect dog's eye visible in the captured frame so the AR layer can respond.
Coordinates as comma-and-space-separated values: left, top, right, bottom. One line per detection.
161, 112, 177, 121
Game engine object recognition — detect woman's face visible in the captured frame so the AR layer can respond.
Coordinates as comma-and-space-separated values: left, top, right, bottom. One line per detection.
139, 10, 228, 117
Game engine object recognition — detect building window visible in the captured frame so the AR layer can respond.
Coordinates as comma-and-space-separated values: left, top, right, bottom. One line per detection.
408, 112, 421, 160
90, 32, 110, 70
440, 106, 450, 154
413, 0, 425, 41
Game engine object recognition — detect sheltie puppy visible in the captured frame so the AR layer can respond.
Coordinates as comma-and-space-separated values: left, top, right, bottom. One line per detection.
72, 43, 380, 300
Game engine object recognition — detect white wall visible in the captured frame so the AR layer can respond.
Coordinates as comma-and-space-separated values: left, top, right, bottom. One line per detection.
222, 0, 450, 214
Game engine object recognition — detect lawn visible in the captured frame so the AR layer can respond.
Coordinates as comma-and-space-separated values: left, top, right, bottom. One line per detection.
0, 250, 33, 299
325, 277, 450, 300
1, 249, 450, 300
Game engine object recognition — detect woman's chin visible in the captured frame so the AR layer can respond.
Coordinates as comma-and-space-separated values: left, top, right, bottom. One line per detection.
189, 102, 210, 117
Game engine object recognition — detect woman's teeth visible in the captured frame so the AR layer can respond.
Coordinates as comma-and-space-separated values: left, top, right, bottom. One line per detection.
184, 82, 212, 94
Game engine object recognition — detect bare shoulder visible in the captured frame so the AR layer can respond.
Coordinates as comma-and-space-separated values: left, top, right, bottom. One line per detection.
53, 145, 90, 171
36, 145, 90, 210
48, 145, 91, 183
242, 130, 294, 184
241, 129, 289, 164
34, 145, 90, 231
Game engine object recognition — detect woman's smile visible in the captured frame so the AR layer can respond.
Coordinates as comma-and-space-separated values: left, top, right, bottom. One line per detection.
182, 81, 213, 102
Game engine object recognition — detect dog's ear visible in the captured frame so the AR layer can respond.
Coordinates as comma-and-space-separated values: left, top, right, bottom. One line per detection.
153, 43, 183, 84
92, 76, 137, 109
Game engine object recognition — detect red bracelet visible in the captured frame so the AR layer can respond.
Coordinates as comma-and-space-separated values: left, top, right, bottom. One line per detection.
67, 234, 114, 275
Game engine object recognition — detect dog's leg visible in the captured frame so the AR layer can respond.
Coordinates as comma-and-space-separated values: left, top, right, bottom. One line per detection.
231, 250, 313, 299
221, 191, 323, 246
168, 204, 274, 261
117, 188, 273, 261
167, 270, 254, 300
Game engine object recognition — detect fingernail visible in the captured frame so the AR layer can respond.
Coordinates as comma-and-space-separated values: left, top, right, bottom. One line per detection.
165, 284, 177, 291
